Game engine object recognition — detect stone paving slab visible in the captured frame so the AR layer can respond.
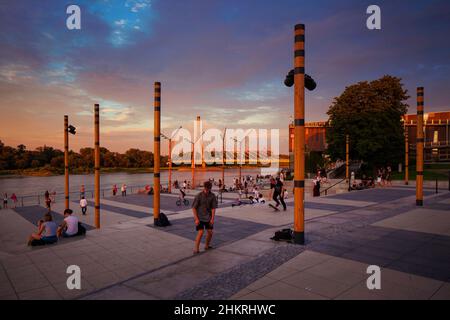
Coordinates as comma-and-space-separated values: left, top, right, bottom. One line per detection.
287, 201, 359, 212
86, 200, 150, 219
106, 193, 232, 213
147, 216, 271, 247
327, 188, 434, 202
373, 208, 450, 237
13, 206, 94, 230
306, 197, 377, 208
233, 250, 449, 300
2, 186, 449, 300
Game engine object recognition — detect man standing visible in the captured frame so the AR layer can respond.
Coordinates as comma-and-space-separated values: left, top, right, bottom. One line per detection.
192, 181, 217, 254
272, 177, 287, 211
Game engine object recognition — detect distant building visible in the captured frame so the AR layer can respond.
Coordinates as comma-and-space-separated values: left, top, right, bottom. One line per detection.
289, 111, 450, 168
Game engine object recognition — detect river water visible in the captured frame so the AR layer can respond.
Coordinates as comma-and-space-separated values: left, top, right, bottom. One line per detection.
0, 168, 276, 198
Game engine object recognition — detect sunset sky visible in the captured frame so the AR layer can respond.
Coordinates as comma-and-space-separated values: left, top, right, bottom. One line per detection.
0, 0, 449, 154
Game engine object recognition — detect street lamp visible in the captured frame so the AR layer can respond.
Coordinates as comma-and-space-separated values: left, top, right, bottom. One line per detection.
285, 24, 317, 245
222, 128, 227, 190
184, 131, 205, 189
232, 135, 247, 184
161, 126, 182, 193
64, 116, 76, 210
284, 69, 317, 91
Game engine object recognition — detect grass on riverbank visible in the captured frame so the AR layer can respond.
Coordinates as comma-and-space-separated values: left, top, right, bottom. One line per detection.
391, 163, 450, 181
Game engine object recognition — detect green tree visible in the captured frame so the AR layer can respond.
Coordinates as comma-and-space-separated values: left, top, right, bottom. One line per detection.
326, 75, 409, 172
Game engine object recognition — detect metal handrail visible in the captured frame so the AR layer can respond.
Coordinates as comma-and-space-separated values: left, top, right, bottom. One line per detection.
320, 178, 346, 196
14, 183, 170, 207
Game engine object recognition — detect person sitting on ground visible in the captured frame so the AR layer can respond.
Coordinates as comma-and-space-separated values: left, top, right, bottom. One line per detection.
231, 197, 243, 207
248, 196, 257, 204
57, 209, 79, 238
28, 213, 58, 246
258, 193, 266, 204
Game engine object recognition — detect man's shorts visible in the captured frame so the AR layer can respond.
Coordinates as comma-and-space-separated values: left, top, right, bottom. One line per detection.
62, 231, 77, 238
196, 221, 213, 231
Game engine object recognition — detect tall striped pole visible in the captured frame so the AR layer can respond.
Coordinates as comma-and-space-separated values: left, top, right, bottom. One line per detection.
346, 134, 350, 181
416, 87, 424, 206
293, 23, 305, 245
64, 115, 69, 210
405, 128, 409, 185
154, 82, 161, 220
94, 104, 100, 228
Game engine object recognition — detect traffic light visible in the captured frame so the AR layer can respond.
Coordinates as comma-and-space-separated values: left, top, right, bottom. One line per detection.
68, 125, 76, 135
284, 69, 317, 91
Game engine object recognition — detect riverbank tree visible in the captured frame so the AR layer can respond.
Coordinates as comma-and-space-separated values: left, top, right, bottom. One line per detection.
0, 141, 167, 173
325, 75, 409, 173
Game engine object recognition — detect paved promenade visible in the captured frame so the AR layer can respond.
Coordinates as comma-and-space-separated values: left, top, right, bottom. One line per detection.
0, 185, 449, 300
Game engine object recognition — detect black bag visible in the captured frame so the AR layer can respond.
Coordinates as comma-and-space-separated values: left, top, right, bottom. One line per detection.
271, 228, 293, 242
77, 222, 86, 236
30, 237, 57, 246
155, 212, 171, 227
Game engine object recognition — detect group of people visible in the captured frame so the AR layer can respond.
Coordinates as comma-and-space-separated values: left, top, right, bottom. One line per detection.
349, 166, 393, 191
112, 184, 127, 196
27, 208, 83, 246
2, 193, 18, 209
375, 166, 393, 187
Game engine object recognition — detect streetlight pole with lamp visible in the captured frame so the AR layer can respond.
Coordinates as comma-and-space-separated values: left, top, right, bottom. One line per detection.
64, 116, 76, 210
161, 126, 182, 193
284, 23, 317, 245
184, 131, 206, 189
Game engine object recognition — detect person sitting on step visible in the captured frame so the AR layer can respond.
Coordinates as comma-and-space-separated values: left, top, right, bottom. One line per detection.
57, 209, 79, 238
27, 213, 58, 246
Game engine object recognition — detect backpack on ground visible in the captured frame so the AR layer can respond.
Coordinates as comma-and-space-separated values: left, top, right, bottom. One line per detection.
154, 212, 171, 227
77, 222, 86, 236
30, 237, 57, 247
270, 228, 293, 242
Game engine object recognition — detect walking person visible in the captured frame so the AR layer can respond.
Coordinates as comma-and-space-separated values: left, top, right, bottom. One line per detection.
269, 177, 276, 200
386, 166, 392, 187
3, 193, 8, 209
44, 190, 51, 212
80, 196, 88, 215
121, 184, 127, 197
113, 184, 118, 196
192, 181, 217, 254
80, 185, 85, 199
376, 169, 382, 187
272, 177, 287, 211
11, 193, 18, 208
